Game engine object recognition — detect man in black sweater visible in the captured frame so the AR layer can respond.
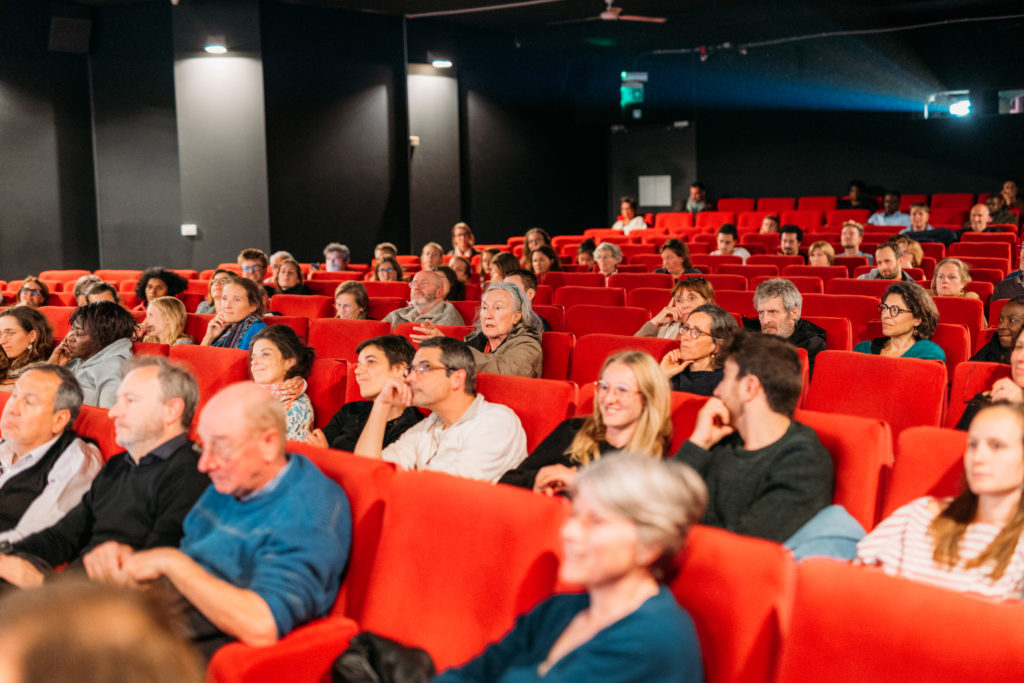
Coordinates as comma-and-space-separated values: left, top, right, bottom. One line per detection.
674, 331, 833, 544
743, 278, 827, 375
0, 356, 210, 587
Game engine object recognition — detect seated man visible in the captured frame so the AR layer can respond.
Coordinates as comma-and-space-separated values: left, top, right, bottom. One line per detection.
839, 220, 873, 263
0, 365, 103, 543
971, 296, 1024, 363
355, 337, 527, 482
743, 279, 827, 374
684, 181, 713, 214
504, 269, 551, 331
383, 270, 465, 327
857, 241, 915, 281
122, 383, 352, 657
238, 248, 276, 297
778, 224, 803, 259
0, 356, 210, 587
759, 215, 780, 234
674, 331, 833, 543
994, 248, 1024, 308
986, 192, 1019, 226
710, 223, 750, 262
899, 203, 956, 247
959, 203, 995, 236
323, 242, 351, 272
84, 282, 120, 305
867, 191, 911, 227
837, 180, 877, 212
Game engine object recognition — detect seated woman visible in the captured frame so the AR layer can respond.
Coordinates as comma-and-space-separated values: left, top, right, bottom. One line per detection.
654, 239, 700, 279
853, 282, 945, 360
421, 242, 445, 271
479, 247, 501, 280
249, 325, 316, 441
200, 276, 267, 351
133, 268, 188, 313
334, 280, 370, 320
594, 242, 623, 280
610, 195, 647, 234
449, 222, 478, 259
957, 327, 1024, 429
635, 277, 715, 339
0, 307, 54, 389
660, 303, 737, 395
273, 257, 313, 296
930, 258, 981, 301
439, 454, 705, 683
857, 402, 1024, 600
370, 256, 404, 282
576, 238, 597, 270
489, 252, 521, 284
141, 296, 193, 345
972, 296, 1024, 363
49, 301, 136, 408
448, 255, 472, 284
16, 276, 49, 309
434, 265, 465, 301
306, 335, 422, 451
196, 269, 234, 315
500, 350, 671, 492
807, 241, 835, 267
524, 227, 552, 257
893, 234, 923, 270
529, 245, 561, 279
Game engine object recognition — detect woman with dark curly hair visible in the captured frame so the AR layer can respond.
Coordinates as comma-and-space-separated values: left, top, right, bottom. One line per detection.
49, 301, 136, 407
0, 307, 55, 388
134, 268, 188, 312
249, 325, 316, 441
854, 282, 944, 360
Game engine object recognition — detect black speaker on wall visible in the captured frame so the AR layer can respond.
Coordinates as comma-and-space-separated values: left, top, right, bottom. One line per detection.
49, 12, 92, 54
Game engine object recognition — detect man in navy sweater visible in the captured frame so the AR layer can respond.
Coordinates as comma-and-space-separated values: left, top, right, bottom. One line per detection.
123, 382, 352, 658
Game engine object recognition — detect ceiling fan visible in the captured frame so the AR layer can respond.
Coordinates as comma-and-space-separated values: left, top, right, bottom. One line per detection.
553, 0, 668, 25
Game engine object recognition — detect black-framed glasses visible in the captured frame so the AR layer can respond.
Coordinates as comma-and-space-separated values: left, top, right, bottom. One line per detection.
679, 321, 714, 340
877, 303, 911, 317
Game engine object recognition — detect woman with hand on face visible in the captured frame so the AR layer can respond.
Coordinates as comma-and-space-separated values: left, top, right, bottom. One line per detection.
49, 301, 136, 408
306, 335, 422, 451
196, 269, 234, 315
930, 258, 981, 301
0, 308, 54, 389
133, 268, 188, 314
200, 276, 267, 351
141, 297, 193, 345
334, 281, 370, 320
854, 282, 944, 360
249, 325, 316, 441
660, 304, 737, 396
500, 350, 671, 494
957, 327, 1024, 429
636, 278, 715, 340
442, 455, 706, 683
273, 258, 313, 296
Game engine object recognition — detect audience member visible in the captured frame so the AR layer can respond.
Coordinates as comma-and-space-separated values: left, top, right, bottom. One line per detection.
48, 302, 136, 408
0, 357, 209, 588
635, 277, 714, 340
374, 242, 398, 261
449, 222, 477, 259
266, 251, 293, 282
854, 282, 944, 360
15, 276, 48, 309
323, 242, 350, 272
529, 245, 561, 278
503, 269, 550, 332
858, 241, 915, 281
524, 228, 552, 255
448, 255, 472, 283
858, 402, 1024, 600
489, 252, 520, 283
334, 281, 370, 320
142, 297, 193, 345
744, 278, 828, 373
72, 274, 103, 306
383, 270, 465, 327
122, 382, 351, 658
971, 296, 1024, 363
958, 327, 1024, 428
196, 269, 233, 315
986, 192, 1018, 225
675, 330, 834, 543
656, 238, 700, 278
249, 325, 315, 441
0, 308, 54, 388
685, 181, 713, 214
960, 203, 995, 235
868, 191, 911, 227
501, 351, 671, 493
837, 180, 877, 211
594, 242, 623, 279
479, 247, 501, 279
237, 249, 275, 297
660, 303, 736, 395
420, 242, 445, 271
354, 337, 527, 481
439, 455, 705, 683
993, 243, 1024, 300
807, 241, 835, 266
929, 258, 980, 301
710, 224, 750, 263
760, 215, 780, 234
900, 203, 957, 247
307, 336, 422, 451
1002, 179, 1020, 210
839, 220, 873, 263
462, 282, 542, 378
273, 258, 312, 296
85, 282, 120, 305
0, 365, 102, 543
199, 276, 267, 351
434, 264, 465, 301
371, 256, 404, 282
893, 234, 924, 270
576, 238, 597, 269
611, 195, 647, 234
779, 225, 803, 258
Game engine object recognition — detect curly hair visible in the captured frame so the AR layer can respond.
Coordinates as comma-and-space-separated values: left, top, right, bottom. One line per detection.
135, 268, 188, 305
68, 301, 138, 349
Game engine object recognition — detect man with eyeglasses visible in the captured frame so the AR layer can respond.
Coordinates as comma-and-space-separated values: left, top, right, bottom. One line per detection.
382, 270, 465, 328
971, 296, 1024, 364
992, 244, 1024, 301
354, 337, 527, 482
857, 241, 915, 281
236, 248, 276, 297
676, 331, 845, 555
743, 278, 827, 375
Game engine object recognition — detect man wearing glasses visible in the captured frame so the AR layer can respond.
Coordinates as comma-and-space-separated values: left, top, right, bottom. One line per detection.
354, 337, 527, 482
236, 248, 276, 297
992, 242, 1024, 300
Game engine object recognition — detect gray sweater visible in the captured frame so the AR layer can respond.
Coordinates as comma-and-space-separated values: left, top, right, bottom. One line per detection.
66, 338, 133, 408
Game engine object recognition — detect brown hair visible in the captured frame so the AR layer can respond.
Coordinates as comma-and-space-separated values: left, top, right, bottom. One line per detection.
883, 281, 938, 340
671, 276, 715, 303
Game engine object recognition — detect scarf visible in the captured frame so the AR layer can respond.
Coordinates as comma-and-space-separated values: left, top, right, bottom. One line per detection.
212, 314, 261, 349
263, 377, 307, 410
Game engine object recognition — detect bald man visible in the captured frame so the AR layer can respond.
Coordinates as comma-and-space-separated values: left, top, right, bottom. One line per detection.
383, 270, 466, 327
122, 382, 351, 658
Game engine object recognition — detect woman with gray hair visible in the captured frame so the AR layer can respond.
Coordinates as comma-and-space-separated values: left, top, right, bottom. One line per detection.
437, 454, 706, 682
594, 241, 623, 280
660, 303, 737, 395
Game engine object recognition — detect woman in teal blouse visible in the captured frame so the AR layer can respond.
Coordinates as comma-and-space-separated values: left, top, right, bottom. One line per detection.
854, 282, 945, 361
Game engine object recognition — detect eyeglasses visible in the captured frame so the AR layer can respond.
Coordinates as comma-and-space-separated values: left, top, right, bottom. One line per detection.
679, 321, 714, 340
403, 362, 449, 378
378, 267, 396, 274
877, 303, 911, 317
240, 266, 263, 273
594, 381, 640, 399
19, 288, 43, 297
0, 329, 23, 340
211, 277, 233, 286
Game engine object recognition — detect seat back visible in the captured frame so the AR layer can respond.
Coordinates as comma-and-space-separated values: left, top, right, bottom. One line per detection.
801, 316, 852, 352
717, 198, 756, 212
39, 306, 75, 339
552, 286, 625, 308
542, 272, 605, 288
701, 273, 748, 291
800, 293, 879, 338
606, 272, 674, 291
448, 300, 478, 326
268, 294, 334, 319
653, 211, 694, 231
782, 264, 849, 284
947, 360, 1012, 428
306, 359, 347, 430
308, 319, 391, 361
131, 341, 170, 357
72, 405, 121, 461
718, 264, 779, 279
263, 315, 310, 342
930, 192, 975, 209
564, 305, 648, 337
393, 323, 473, 344
476, 373, 576, 452
167, 345, 250, 417
367, 297, 407, 321
363, 281, 411, 298
540, 331, 574, 380
757, 197, 796, 212
750, 275, 823, 294
883, 426, 967, 518
627, 287, 674, 317
695, 211, 737, 231
569, 333, 677, 385
532, 304, 564, 332
797, 196, 837, 211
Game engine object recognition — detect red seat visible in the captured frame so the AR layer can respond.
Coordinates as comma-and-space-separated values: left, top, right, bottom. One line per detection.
38, 306, 75, 339
305, 359, 347, 430
627, 287, 674, 317
564, 305, 648, 338
931, 192, 975, 210
757, 197, 796, 212
93, 269, 143, 282
691, 254, 742, 272
653, 212, 694, 231
167, 345, 250, 416
826, 277, 907, 298
476, 373, 576, 452
824, 209, 871, 228
800, 293, 879, 339
714, 290, 756, 318
929, 207, 969, 228
264, 316, 310, 342
801, 316, 852, 352
553, 286, 625, 308
72, 405, 121, 461
39, 269, 90, 281
804, 350, 946, 436
782, 264, 848, 284
307, 319, 391, 362
883, 426, 967, 517
542, 272, 605, 288
367, 297, 406, 321
447, 300, 478, 326
393, 322, 473, 344
946, 360, 1011, 429
629, 253, 665, 270
533, 304, 564, 332
750, 275, 823, 294
957, 256, 1009, 277
606, 272, 674, 291
779, 209, 824, 231
304, 280, 344, 297
183, 313, 213, 342
701, 273, 748, 291
131, 342, 170, 357
716, 198, 756, 212
931, 296, 985, 352
695, 211, 737, 232
362, 281, 410, 299
737, 211, 780, 233
797, 196, 837, 211
898, 193, 928, 211
269, 294, 334, 319
746, 254, 804, 269
540, 331, 574, 380
833, 255, 869, 277
307, 270, 363, 281
568, 333, 676, 384
717, 264, 779, 279
949, 241, 1011, 262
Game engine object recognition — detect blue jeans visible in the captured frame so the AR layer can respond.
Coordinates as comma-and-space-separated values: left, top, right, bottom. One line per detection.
784, 505, 865, 561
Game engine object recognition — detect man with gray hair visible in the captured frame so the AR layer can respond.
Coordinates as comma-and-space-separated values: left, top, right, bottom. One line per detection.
383, 270, 466, 328
743, 278, 828, 374
0, 364, 103, 544
0, 356, 210, 589
323, 242, 351, 271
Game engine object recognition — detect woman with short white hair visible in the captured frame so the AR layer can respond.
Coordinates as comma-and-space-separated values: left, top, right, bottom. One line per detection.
594, 242, 623, 280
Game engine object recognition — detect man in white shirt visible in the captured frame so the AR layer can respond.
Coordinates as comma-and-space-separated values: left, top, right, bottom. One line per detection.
355, 337, 527, 481
710, 224, 750, 262
867, 191, 911, 227
611, 195, 646, 234
383, 270, 465, 327
0, 365, 102, 544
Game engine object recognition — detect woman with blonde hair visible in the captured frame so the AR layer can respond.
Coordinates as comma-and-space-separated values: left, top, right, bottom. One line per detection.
893, 235, 924, 269
141, 296, 193, 345
499, 350, 672, 493
449, 222, 477, 259
930, 258, 981, 300
807, 240, 836, 267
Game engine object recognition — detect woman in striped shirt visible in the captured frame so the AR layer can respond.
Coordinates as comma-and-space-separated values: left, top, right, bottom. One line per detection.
857, 402, 1024, 600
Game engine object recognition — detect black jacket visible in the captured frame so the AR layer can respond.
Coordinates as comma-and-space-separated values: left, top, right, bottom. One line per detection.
743, 317, 828, 375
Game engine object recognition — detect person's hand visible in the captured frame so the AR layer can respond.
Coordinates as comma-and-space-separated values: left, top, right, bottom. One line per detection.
375, 377, 413, 408
305, 429, 329, 448
689, 396, 735, 450
202, 314, 227, 344
410, 320, 445, 344
82, 541, 136, 586
123, 548, 183, 586
650, 305, 684, 326
48, 338, 72, 366
0, 555, 44, 588
534, 464, 578, 496
990, 377, 1024, 403
660, 349, 694, 379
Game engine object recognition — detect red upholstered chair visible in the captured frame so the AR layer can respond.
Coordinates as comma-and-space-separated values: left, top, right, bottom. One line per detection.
780, 209, 824, 231
746, 254, 804, 270
695, 211, 737, 231
691, 254, 742, 272
307, 318, 390, 362
308, 270, 362, 282
750, 275, 823, 294
542, 272, 605, 288
714, 290, 756, 318
832, 255, 869, 276
882, 426, 967, 518
569, 333, 676, 384
627, 287, 674, 317
184, 313, 213, 342
535, 331, 571, 380
797, 196, 837, 212
701, 273, 748, 291
532, 304, 564, 332
931, 192, 975, 209
393, 323, 473, 344
717, 264, 779, 279
264, 316, 310, 342
777, 558, 1024, 683
39, 269, 90, 282
949, 241, 1012, 262
367, 297, 406, 321
305, 280, 344, 297
269, 294, 334, 319
824, 209, 871, 228
738, 211, 780, 233
782, 264, 848, 285
564, 305, 648, 338
653, 211, 694, 231
717, 198, 756, 212
793, 408, 894, 530
929, 207, 969, 229
131, 342, 170, 357
757, 197, 796, 212
801, 316, 852, 352
305, 359, 347, 430
476, 373, 576, 451
931, 296, 985, 350
670, 526, 796, 683
93, 269, 143, 282
38, 306, 75, 340
804, 351, 946, 436
167, 345, 250, 416
71, 405, 121, 461
800, 293, 879, 339
363, 281, 410, 298
629, 253, 664, 270
552, 286, 625, 308
446, 300, 478, 326
946, 361, 1011, 429
606, 272, 674, 291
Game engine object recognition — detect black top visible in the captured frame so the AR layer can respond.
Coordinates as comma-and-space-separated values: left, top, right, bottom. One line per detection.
277, 284, 314, 296
499, 418, 615, 489
837, 197, 878, 212
970, 333, 1009, 364
674, 420, 833, 543
320, 401, 423, 453
654, 268, 703, 278
0, 429, 80, 533
742, 318, 828, 375
670, 367, 723, 396
905, 228, 958, 248
12, 434, 210, 568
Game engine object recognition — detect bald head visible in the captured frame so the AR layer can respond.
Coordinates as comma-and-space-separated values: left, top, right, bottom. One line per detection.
203, 383, 286, 452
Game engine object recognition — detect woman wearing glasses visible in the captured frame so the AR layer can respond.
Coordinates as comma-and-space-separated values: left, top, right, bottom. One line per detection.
370, 256, 404, 282
0, 307, 54, 388
333, 281, 370, 320
659, 304, 738, 395
15, 276, 49, 309
854, 282, 945, 360
635, 278, 715, 339
499, 350, 672, 494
